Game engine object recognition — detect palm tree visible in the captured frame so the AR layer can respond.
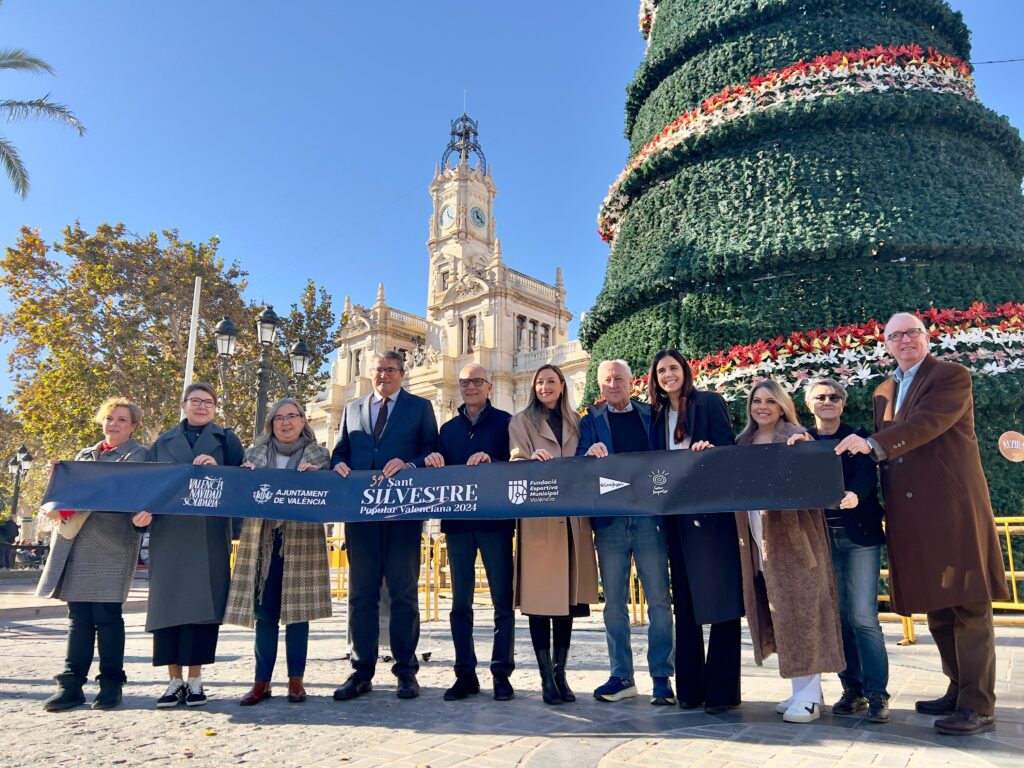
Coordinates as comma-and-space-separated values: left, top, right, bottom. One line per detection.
1, 44, 85, 198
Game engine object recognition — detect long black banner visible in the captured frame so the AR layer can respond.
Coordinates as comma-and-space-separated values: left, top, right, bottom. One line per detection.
42, 441, 844, 524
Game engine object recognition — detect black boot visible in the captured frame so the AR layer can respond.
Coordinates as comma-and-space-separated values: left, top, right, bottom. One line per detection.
92, 671, 127, 710
43, 672, 87, 712
552, 647, 575, 703
534, 649, 562, 705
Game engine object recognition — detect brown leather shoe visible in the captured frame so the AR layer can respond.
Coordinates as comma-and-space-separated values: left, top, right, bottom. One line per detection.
934, 707, 996, 736
240, 681, 272, 706
287, 677, 306, 703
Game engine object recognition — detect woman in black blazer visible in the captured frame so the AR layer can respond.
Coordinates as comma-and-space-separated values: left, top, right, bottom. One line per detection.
648, 349, 744, 713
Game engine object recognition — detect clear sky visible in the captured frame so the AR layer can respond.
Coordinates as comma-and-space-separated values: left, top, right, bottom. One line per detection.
1, 1, 1021, 403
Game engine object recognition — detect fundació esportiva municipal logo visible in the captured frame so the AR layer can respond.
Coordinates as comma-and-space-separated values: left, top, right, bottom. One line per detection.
508, 479, 527, 505
253, 484, 273, 504
650, 469, 669, 495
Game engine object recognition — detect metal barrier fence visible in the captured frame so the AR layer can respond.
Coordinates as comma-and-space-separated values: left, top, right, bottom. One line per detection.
232, 516, 1024, 639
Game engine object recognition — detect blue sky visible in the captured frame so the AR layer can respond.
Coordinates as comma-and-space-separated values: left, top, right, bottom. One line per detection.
1, 1, 1021, 403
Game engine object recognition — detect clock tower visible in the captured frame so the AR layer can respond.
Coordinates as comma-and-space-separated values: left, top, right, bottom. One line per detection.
426, 114, 497, 316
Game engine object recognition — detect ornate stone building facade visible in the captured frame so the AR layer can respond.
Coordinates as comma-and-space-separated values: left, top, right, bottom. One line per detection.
307, 115, 590, 447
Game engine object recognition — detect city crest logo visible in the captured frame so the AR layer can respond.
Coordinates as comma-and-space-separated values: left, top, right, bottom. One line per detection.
253, 484, 273, 504
508, 479, 527, 505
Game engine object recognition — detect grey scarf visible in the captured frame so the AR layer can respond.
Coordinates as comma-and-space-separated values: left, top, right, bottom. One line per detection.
256, 436, 308, 605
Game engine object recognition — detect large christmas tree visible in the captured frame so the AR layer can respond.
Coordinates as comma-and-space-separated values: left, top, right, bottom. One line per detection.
582, 0, 1024, 509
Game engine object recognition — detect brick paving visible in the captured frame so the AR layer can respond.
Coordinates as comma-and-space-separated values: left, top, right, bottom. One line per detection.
1, 574, 1022, 767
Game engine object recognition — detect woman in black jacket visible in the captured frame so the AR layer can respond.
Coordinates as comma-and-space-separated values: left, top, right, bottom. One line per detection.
648, 349, 744, 713
795, 378, 889, 723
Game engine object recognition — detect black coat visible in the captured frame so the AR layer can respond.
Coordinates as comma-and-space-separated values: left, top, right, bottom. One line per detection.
143, 420, 244, 632
808, 423, 885, 546
650, 390, 744, 624
438, 401, 513, 534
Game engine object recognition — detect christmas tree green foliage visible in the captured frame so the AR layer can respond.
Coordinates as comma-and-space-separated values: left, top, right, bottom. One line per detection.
583, 0, 1024, 513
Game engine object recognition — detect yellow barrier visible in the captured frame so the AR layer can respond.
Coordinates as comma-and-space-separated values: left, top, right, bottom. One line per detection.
885, 516, 1024, 644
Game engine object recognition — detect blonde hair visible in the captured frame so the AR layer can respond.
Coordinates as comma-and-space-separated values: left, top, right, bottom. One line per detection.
93, 397, 142, 428
737, 379, 799, 441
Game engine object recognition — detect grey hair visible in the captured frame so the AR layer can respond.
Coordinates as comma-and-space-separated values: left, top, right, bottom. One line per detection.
804, 378, 847, 403
598, 359, 633, 379
373, 350, 405, 373
255, 398, 316, 446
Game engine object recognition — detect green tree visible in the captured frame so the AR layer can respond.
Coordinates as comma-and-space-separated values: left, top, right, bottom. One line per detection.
0, 8, 85, 198
584, 0, 1024, 510
0, 223, 248, 457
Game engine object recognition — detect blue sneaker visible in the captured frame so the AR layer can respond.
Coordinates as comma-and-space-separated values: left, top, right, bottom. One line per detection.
593, 676, 637, 702
651, 676, 676, 705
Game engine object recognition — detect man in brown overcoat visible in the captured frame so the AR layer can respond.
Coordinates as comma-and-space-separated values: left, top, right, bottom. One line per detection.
837, 312, 1009, 736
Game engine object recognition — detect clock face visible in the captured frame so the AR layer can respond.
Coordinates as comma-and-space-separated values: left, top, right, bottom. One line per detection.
440, 205, 455, 228
470, 207, 486, 229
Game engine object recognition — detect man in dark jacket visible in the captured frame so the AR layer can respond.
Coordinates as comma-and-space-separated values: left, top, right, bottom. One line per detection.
424, 364, 515, 702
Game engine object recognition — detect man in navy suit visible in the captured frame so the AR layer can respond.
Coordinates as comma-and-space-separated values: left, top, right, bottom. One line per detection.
330, 350, 438, 700
578, 359, 674, 706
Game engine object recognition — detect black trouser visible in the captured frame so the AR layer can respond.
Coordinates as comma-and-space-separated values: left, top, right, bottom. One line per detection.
346, 519, 422, 679
670, 548, 741, 708
64, 601, 125, 679
445, 528, 515, 677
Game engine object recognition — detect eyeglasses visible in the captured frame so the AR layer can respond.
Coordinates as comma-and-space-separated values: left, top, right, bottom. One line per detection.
185, 398, 215, 408
272, 413, 303, 423
812, 393, 843, 403
458, 378, 489, 388
373, 366, 401, 375
886, 328, 926, 342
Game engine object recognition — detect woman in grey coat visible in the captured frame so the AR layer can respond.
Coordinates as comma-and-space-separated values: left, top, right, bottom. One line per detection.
132, 382, 244, 709
37, 397, 147, 712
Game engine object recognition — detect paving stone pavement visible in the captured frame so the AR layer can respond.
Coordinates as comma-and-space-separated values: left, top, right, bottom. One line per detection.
1, 582, 1023, 768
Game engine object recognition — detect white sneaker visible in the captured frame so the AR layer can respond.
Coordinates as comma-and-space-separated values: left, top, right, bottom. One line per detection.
775, 696, 793, 714
783, 700, 821, 723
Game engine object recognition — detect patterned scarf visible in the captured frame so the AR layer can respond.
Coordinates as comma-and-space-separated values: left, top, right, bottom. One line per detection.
256, 436, 308, 605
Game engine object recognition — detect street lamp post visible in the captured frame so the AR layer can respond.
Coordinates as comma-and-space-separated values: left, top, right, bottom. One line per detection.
214, 307, 311, 443
6, 445, 32, 546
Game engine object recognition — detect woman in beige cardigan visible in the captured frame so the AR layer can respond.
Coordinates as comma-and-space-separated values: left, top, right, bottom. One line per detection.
509, 364, 599, 705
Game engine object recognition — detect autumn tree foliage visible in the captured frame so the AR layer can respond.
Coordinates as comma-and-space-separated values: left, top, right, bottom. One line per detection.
0, 223, 338, 476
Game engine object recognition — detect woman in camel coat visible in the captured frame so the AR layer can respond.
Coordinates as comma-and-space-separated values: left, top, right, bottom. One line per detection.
734, 379, 844, 724
509, 363, 598, 705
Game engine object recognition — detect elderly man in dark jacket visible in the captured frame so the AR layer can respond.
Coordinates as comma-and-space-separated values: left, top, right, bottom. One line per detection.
838, 312, 1010, 736
424, 363, 514, 702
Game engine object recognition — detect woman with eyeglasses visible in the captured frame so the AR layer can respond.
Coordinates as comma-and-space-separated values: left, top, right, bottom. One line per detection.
132, 382, 244, 709
224, 398, 331, 705
37, 397, 148, 712
734, 379, 843, 724
647, 350, 744, 714
790, 379, 889, 722
509, 364, 599, 705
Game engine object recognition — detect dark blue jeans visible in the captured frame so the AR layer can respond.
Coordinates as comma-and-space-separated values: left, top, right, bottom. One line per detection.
65, 601, 125, 679
254, 529, 309, 681
445, 528, 515, 677
829, 527, 889, 698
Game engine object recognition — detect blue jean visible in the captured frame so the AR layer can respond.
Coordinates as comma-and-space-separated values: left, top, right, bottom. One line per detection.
593, 517, 673, 680
445, 528, 515, 677
254, 529, 309, 681
829, 527, 889, 698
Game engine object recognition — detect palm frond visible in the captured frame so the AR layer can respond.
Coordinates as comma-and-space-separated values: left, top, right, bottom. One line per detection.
0, 47, 54, 75
0, 96, 85, 135
0, 135, 29, 198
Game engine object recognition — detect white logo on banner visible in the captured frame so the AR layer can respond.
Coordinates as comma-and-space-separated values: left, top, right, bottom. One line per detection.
508, 480, 528, 505
650, 469, 669, 496
253, 484, 273, 504
599, 477, 630, 495
182, 476, 224, 508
